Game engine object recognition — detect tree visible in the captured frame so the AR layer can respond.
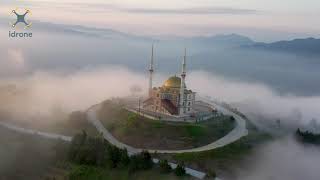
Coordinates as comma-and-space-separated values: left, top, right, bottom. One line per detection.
68, 132, 109, 166
174, 162, 186, 176
129, 150, 153, 173
119, 148, 130, 167
159, 159, 171, 173
207, 169, 217, 178
140, 150, 153, 169
68, 130, 87, 163
107, 145, 122, 168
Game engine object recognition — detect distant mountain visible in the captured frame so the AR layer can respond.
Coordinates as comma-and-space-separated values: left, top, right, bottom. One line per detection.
246, 38, 320, 56
34, 21, 154, 41
181, 34, 255, 48
192, 34, 254, 45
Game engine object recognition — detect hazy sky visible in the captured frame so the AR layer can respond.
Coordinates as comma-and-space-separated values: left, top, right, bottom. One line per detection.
1, 0, 320, 41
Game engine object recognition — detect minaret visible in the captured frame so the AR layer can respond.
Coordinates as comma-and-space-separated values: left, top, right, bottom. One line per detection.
179, 48, 187, 116
148, 44, 154, 97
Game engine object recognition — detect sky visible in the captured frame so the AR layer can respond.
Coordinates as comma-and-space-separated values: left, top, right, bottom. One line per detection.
1, 0, 320, 41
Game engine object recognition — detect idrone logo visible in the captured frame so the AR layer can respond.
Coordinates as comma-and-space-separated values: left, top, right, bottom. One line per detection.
9, 8, 33, 38
10, 8, 32, 28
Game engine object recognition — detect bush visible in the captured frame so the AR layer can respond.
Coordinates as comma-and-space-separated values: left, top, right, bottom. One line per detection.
119, 148, 130, 167
68, 132, 128, 168
129, 150, 153, 173
174, 162, 186, 176
107, 145, 121, 168
69, 165, 99, 180
159, 159, 171, 173
296, 128, 320, 144
127, 113, 138, 127
207, 169, 217, 178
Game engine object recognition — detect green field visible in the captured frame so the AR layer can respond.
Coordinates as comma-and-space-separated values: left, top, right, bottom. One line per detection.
98, 100, 236, 150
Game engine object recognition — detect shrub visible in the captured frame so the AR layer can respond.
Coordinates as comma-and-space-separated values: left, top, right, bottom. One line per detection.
119, 148, 130, 167
107, 145, 121, 168
174, 162, 186, 176
69, 165, 98, 180
129, 150, 153, 173
68, 132, 109, 167
296, 128, 320, 144
207, 169, 217, 178
127, 113, 138, 127
159, 159, 171, 173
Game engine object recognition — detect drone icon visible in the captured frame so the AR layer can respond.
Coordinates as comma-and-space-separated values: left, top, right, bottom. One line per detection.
10, 8, 32, 29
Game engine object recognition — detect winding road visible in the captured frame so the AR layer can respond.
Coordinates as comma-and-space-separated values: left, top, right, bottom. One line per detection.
0, 99, 244, 179
0, 121, 72, 142
86, 99, 248, 154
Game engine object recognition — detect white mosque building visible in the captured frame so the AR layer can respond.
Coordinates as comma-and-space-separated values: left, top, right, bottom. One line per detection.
143, 46, 196, 117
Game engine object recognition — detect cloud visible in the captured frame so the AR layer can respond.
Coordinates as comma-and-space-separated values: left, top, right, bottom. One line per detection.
188, 71, 320, 124
235, 137, 320, 180
1, 1, 258, 15
0, 49, 27, 75
0, 66, 319, 180
125, 7, 259, 15
0, 66, 147, 121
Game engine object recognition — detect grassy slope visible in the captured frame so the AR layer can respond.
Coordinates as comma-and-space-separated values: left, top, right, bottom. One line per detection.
158, 119, 272, 178
98, 100, 235, 150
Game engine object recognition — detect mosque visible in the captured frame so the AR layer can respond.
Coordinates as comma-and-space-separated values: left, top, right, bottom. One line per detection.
142, 46, 196, 117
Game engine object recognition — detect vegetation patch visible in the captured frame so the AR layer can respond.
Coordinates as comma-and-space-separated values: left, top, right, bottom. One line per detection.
157, 119, 272, 178
98, 100, 236, 150
66, 132, 192, 180
295, 128, 320, 145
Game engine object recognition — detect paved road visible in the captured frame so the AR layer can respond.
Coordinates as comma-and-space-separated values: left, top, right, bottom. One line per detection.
0, 121, 72, 142
0, 98, 240, 180
87, 100, 248, 154
0, 119, 207, 179
86, 100, 248, 179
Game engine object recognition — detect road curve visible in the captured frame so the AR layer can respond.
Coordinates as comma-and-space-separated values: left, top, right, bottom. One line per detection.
0, 116, 207, 179
0, 99, 244, 180
86, 100, 248, 154
0, 121, 72, 142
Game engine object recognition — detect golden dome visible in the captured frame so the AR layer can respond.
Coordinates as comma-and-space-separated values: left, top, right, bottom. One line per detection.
163, 76, 185, 88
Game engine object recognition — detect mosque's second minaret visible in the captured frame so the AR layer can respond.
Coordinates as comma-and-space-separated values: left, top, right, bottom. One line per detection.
143, 47, 195, 117
149, 45, 154, 97
179, 48, 187, 115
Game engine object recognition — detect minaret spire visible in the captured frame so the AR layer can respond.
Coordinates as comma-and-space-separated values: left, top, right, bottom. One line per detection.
148, 44, 154, 97
182, 48, 186, 75
179, 48, 187, 116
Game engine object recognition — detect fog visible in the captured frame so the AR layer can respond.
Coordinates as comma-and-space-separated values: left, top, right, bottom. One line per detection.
1, 20, 320, 180
0, 67, 148, 122
234, 137, 320, 180
1, 66, 319, 179
188, 71, 320, 126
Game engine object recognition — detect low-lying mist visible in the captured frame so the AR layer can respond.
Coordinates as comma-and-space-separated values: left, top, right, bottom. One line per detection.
0, 65, 320, 179
234, 137, 320, 180
0, 67, 148, 122
1, 66, 319, 127
189, 71, 320, 128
